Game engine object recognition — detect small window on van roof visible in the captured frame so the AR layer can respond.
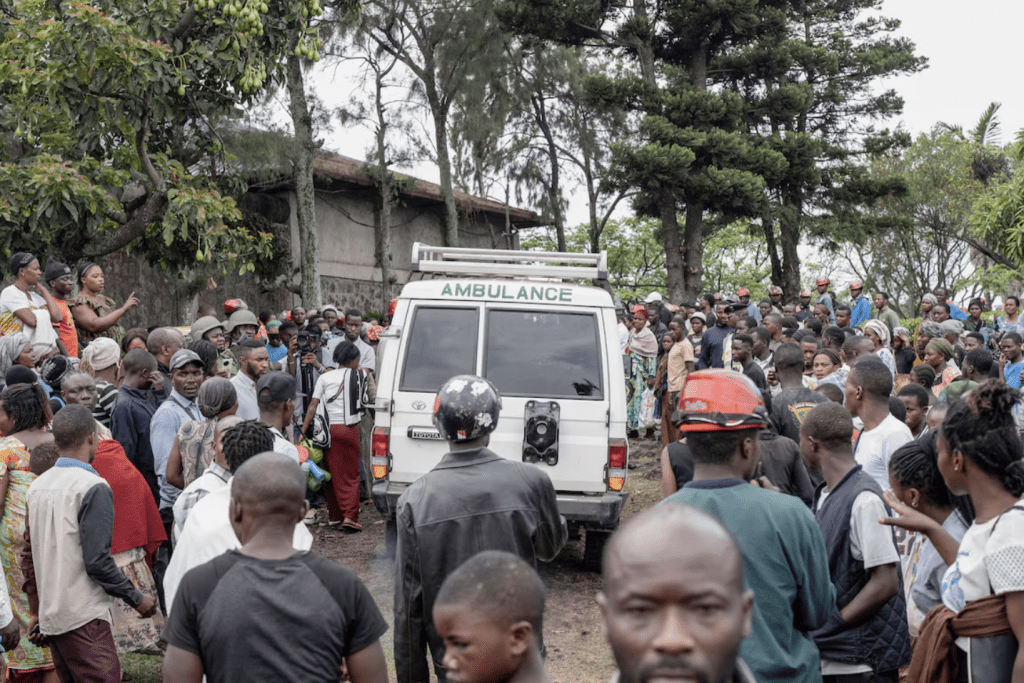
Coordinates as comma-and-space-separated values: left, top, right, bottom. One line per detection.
400, 307, 479, 393
485, 310, 604, 399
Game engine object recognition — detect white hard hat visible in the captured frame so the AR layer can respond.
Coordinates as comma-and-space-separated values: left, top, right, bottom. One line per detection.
644, 291, 663, 303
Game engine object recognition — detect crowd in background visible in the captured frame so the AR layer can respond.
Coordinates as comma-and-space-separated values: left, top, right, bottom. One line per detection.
0, 245, 1021, 683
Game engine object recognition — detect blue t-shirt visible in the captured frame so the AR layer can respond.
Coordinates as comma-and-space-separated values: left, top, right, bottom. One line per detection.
1004, 360, 1024, 389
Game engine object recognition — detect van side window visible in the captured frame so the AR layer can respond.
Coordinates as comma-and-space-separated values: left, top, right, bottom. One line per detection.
485, 310, 604, 399
400, 307, 479, 392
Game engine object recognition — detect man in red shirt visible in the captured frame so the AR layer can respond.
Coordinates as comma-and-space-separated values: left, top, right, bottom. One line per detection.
45, 258, 77, 357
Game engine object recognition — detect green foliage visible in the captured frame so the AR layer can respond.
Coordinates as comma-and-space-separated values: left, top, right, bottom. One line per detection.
0, 0, 324, 273
521, 216, 771, 304
970, 160, 1024, 266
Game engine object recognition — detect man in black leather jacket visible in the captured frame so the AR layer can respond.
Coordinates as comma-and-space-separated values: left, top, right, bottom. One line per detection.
394, 375, 568, 683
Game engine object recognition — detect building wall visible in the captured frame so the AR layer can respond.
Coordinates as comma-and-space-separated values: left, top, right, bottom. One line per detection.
93, 251, 292, 329
21, 188, 521, 329
290, 190, 519, 315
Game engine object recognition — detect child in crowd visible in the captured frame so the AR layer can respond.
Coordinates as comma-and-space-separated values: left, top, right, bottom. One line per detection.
432, 551, 550, 683
884, 435, 970, 637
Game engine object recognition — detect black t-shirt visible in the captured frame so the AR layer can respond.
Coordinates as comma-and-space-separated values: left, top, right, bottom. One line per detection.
666, 441, 694, 491
741, 361, 767, 391
164, 551, 388, 682
770, 386, 828, 444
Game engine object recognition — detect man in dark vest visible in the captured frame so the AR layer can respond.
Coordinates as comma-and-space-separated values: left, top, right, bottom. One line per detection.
799, 401, 912, 683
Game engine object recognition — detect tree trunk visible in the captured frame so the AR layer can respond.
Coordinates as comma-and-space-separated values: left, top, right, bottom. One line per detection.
679, 45, 710, 302
430, 102, 459, 247
373, 69, 394, 315
286, 54, 321, 307
532, 95, 566, 251
681, 201, 704, 301
633, 5, 685, 301
778, 202, 802, 301
660, 195, 686, 302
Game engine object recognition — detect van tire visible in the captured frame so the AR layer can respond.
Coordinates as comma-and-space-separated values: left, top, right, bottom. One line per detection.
583, 528, 612, 572
384, 517, 397, 558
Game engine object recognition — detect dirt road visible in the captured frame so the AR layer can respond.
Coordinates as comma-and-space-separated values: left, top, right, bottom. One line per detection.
122, 437, 665, 682
312, 437, 664, 683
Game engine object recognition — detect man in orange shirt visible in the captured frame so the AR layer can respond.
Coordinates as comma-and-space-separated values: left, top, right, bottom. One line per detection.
45, 258, 77, 357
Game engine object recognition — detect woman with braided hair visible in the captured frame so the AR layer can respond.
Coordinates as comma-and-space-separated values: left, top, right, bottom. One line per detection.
887, 434, 970, 636
881, 380, 1024, 683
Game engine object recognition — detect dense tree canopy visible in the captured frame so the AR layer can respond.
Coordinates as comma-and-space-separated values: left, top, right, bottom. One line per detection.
0, 0, 324, 274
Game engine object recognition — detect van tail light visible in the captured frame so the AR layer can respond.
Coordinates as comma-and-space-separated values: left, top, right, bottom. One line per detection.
606, 438, 627, 491
387, 298, 399, 318
371, 427, 390, 479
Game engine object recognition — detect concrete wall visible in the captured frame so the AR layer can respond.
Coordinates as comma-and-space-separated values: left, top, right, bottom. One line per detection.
290, 190, 519, 315
91, 250, 292, 329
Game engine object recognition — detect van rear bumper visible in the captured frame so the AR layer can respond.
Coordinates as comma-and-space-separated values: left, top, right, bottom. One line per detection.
372, 481, 627, 528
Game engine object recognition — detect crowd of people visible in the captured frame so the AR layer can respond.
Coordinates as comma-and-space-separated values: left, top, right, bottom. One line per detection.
0, 245, 1021, 683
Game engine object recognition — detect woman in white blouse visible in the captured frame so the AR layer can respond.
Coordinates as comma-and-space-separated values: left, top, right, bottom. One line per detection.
300, 341, 371, 532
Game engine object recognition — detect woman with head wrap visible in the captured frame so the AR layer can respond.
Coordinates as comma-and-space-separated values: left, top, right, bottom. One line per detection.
626, 305, 658, 438
69, 262, 140, 348
39, 354, 72, 415
864, 319, 896, 377
0, 252, 61, 342
0, 334, 33, 380
164, 377, 238, 490
892, 326, 917, 375
924, 337, 960, 397
79, 337, 122, 428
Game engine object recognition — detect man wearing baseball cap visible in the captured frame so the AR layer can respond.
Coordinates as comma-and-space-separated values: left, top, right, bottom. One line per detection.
816, 277, 836, 325
848, 281, 871, 328
666, 370, 835, 683
151, 350, 206, 517
643, 291, 673, 327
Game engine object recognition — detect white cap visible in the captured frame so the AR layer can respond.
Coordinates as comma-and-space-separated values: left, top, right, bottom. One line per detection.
644, 291, 663, 303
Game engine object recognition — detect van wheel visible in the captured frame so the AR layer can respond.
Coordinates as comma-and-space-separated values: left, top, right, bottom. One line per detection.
583, 528, 612, 572
384, 517, 397, 559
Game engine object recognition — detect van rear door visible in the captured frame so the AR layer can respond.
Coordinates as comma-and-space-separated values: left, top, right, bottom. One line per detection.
482, 306, 610, 493
388, 304, 482, 483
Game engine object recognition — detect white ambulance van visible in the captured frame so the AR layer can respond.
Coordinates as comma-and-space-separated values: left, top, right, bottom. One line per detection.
370, 243, 628, 567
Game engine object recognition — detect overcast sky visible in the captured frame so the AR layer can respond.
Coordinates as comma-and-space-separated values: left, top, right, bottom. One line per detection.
306, 0, 1024, 226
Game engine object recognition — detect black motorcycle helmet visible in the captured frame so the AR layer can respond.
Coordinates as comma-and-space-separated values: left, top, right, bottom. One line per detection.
433, 375, 502, 442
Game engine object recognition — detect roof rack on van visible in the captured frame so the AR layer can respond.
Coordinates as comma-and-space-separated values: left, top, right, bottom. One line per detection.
410, 243, 608, 282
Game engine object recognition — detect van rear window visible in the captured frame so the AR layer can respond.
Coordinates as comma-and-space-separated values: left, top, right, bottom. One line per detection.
485, 310, 604, 399
400, 307, 479, 393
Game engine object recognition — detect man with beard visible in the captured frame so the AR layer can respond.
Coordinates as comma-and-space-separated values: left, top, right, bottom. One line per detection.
325, 309, 376, 373
599, 502, 757, 683
796, 289, 814, 322
231, 340, 270, 420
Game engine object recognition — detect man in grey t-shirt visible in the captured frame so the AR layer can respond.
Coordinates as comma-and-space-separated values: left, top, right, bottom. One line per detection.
163, 455, 389, 683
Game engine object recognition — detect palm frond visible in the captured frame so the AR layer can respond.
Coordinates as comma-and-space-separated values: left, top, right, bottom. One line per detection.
971, 102, 1002, 145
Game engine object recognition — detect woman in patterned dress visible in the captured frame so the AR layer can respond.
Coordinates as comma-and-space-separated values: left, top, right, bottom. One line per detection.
626, 306, 658, 439
69, 262, 139, 348
0, 384, 56, 682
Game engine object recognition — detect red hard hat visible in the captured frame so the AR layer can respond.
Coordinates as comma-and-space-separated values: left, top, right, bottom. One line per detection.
737, 287, 750, 297
224, 298, 246, 315
849, 281, 863, 290
816, 277, 830, 287
800, 289, 811, 297
673, 370, 769, 432
768, 285, 782, 295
